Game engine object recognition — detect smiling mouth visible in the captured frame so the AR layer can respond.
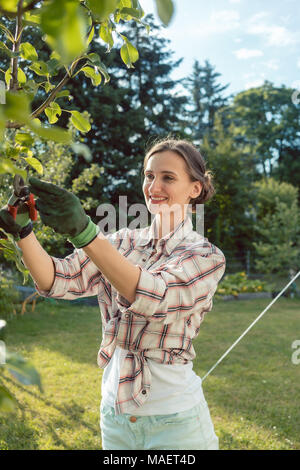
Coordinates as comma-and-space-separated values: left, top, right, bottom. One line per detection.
150, 197, 168, 204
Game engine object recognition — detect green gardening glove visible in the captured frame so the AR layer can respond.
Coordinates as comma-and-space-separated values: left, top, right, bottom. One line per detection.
28, 177, 100, 248
0, 198, 32, 242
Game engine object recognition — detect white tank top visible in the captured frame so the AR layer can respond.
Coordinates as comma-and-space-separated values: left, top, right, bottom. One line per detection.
101, 346, 205, 415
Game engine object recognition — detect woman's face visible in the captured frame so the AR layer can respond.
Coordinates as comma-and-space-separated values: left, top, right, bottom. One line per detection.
143, 151, 202, 216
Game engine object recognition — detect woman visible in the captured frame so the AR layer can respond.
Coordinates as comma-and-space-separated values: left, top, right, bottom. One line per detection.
0, 138, 225, 450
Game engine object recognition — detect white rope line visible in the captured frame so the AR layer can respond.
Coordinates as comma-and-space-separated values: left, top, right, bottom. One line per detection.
202, 270, 300, 382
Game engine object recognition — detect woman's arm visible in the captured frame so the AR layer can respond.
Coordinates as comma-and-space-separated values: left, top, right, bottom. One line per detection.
17, 231, 55, 292
26, 177, 140, 303
83, 232, 141, 305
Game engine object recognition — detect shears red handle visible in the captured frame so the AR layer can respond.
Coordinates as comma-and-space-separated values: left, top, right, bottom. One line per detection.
8, 194, 37, 221
7, 174, 38, 222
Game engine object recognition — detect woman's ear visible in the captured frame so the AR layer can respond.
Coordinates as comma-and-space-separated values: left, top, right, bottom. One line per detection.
190, 181, 202, 199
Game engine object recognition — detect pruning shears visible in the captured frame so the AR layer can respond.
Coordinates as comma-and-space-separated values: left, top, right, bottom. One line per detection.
7, 173, 37, 222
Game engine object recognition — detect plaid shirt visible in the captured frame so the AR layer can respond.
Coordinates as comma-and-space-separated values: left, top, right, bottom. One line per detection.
36, 215, 226, 414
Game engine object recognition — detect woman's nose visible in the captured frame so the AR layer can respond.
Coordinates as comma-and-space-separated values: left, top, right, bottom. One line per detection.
149, 177, 162, 193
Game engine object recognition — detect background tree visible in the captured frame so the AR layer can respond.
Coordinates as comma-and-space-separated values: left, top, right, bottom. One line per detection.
252, 178, 300, 276
200, 115, 257, 266
227, 81, 300, 185
63, 14, 188, 222
185, 59, 230, 146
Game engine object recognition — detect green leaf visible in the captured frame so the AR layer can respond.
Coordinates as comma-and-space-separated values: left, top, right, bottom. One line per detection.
20, 42, 38, 61
0, 159, 27, 180
46, 58, 61, 76
0, 41, 19, 58
22, 79, 40, 98
28, 122, 72, 144
28, 61, 49, 76
85, 54, 110, 83
86, 52, 101, 65
155, 0, 174, 26
18, 68, 27, 84
56, 90, 70, 99
80, 66, 102, 86
15, 132, 35, 147
0, 386, 17, 413
23, 11, 41, 26
50, 50, 61, 61
120, 35, 139, 68
25, 157, 43, 175
96, 62, 110, 83
0, 0, 18, 13
44, 101, 62, 124
118, 0, 131, 7
87, 25, 95, 45
99, 24, 114, 51
4, 67, 27, 87
40, 0, 88, 65
120, 7, 144, 20
70, 111, 91, 133
4, 92, 31, 125
132, 0, 144, 16
6, 350, 43, 393
0, 237, 29, 283
87, 0, 118, 20
44, 81, 55, 93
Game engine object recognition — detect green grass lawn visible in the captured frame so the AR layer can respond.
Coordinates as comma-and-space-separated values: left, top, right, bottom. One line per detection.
0, 296, 299, 450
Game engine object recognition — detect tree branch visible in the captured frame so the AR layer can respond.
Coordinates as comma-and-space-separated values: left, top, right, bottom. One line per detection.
5, 12, 94, 127
5, 56, 84, 129
31, 73, 71, 119
9, 0, 24, 92
0, 0, 41, 18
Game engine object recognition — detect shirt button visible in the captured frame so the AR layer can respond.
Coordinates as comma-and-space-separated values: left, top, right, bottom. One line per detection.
142, 389, 147, 395
129, 416, 137, 423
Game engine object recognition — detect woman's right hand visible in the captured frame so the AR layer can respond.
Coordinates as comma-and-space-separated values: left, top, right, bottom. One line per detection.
0, 201, 31, 240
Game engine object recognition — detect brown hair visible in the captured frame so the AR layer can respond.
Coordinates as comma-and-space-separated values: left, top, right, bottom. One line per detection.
143, 138, 215, 212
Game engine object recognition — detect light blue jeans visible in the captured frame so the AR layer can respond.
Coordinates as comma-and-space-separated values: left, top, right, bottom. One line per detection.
100, 400, 219, 450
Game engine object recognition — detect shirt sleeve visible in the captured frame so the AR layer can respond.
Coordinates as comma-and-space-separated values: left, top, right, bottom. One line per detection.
116, 243, 226, 324
35, 228, 129, 300
34, 248, 103, 300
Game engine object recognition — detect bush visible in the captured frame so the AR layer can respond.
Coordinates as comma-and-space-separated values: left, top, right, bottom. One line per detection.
0, 267, 20, 320
216, 271, 271, 298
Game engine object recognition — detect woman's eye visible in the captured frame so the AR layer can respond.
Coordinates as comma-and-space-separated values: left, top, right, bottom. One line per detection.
145, 175, 174, 181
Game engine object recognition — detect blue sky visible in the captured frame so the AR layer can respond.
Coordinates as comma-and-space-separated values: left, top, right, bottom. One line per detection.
140, 0, 300, 97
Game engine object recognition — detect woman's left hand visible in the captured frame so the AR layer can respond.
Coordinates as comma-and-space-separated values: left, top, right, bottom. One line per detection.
28, 177, 89, 238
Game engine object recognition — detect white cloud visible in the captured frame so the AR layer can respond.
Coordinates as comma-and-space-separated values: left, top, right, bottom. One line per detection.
244, 78, 265, 89
186, 10, 240, 37
247, 13, 300, 46
264, 59, 280, 70
234, 48, 264, 59
248, 12, 270, 23
211, 9, 240, 29
297, 59, 300, 68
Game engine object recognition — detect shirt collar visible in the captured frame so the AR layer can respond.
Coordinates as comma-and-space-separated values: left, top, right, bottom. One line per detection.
136, 215, 194, 255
